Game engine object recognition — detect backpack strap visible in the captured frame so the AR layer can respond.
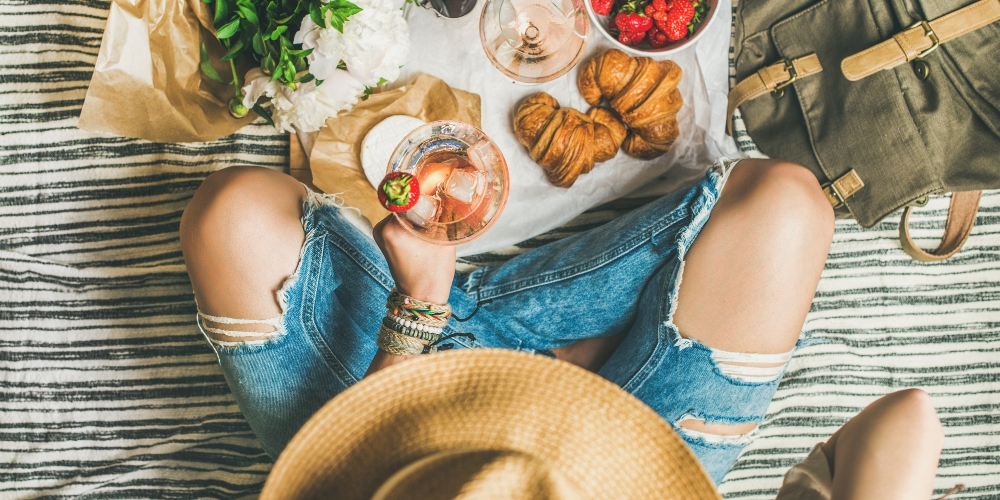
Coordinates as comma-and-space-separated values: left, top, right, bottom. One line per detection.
726, 54, 823, 136
841, 0, 1000, 81
899, 191, 981, 262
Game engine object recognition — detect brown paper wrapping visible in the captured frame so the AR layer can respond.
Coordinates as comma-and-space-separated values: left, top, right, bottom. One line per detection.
308, 73, 482, 224
78, 0, 251, 142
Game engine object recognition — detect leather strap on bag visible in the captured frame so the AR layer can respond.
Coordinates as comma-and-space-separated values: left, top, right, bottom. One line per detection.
822, 170, 865, 208
841, 0, 1000, 81
899, 191, 981, 262
726, 54, 823, 136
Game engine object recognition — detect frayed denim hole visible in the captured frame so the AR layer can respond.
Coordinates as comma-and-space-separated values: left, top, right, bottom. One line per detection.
196, 313, 289, 359
674, 415, 760, 448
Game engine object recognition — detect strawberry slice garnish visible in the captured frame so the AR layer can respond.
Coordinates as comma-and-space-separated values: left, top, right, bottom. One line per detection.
378, 172, 420, 212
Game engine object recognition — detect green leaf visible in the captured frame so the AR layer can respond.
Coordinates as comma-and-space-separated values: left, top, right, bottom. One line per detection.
328, 13, 344, 32
377, 77, 388, 85
252, 103, 274, 126
220, 37, 244, 60
252, 31, 265, 54
238, 4, 258, 24
263, 53, 277, 74
213, 0, 230, 28
298, 73, 315, 83
284, 60, 296, 81
285, 47, 312, 57
309, 0, 325, 27
215, 18, 241, 38
269, 25, 288, 40
199, 42, 231, 84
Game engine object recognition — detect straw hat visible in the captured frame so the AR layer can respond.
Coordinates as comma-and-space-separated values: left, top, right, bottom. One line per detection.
261, 349, 720, 500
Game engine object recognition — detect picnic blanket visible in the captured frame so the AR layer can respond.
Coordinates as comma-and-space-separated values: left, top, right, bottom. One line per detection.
2, 1, 998, 498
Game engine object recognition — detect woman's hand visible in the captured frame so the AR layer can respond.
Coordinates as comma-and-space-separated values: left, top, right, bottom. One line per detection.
373, 215, 456, 304
366, 215, 456, 377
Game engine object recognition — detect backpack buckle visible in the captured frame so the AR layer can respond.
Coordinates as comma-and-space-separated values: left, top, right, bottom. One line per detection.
771, 59, 798, 98
910, 20, 941, 59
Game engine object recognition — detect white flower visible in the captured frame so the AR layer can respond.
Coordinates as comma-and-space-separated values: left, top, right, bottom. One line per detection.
294, 0, 411, 87
241, 68, 281, 110
268, 69, 366, 133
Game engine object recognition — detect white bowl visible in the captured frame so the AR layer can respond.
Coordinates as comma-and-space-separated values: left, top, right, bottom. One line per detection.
584, 0, 719, 57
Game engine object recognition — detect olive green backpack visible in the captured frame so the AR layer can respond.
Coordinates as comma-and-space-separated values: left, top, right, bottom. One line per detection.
729, 0, 1000, 261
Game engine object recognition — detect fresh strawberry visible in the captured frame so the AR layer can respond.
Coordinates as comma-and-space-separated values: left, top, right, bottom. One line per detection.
644, 4, 655, 17
592, 0, 614, 16
652, 0, 667, 11
652, 10, 667, 21
614, 12, 630, 31
630, 29, 647, 43
377, 172, 420, 212
661, 13, 688, 41
618, 30, 633, 45
615, 12, 653, 33
649, 34, 669, 48
667, 0, 694, 24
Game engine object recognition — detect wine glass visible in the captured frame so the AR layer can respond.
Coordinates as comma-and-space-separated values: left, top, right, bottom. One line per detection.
479, 0, 589, 84
387, 121, 509, 245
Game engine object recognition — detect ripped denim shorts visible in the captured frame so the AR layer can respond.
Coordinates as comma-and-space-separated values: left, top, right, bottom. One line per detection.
197, 158, 793, 484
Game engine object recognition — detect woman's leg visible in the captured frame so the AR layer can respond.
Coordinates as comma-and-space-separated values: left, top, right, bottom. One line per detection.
821, 389, 944, 500
180, 165, 306, 338
595, 159, 834, 482
180, 166, 391, 458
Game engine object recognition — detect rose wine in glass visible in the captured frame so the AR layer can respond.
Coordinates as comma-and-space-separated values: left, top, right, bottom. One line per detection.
479, 0, 589, 84
387, 121, 509, 245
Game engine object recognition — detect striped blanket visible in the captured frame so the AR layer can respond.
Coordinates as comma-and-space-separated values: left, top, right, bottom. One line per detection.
2, 1, 998, 498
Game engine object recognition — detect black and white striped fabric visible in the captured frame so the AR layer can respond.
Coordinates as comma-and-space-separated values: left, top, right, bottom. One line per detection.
2, 1, 998, 499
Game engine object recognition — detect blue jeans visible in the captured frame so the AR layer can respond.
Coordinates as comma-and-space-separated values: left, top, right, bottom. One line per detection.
197, 159, 792, 484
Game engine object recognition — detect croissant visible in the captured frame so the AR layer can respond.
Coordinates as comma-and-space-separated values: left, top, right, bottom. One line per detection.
514, 92, 627, 188
578, 49, 683, 160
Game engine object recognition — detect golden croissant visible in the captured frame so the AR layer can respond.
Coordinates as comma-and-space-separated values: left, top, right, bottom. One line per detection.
513, 92, 627, 188
578, 49, 683, 160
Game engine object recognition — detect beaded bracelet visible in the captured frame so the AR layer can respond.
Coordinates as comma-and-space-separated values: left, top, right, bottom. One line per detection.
381, 316, 442, 343
385, 313, 444, 335
387, 289, 451, 328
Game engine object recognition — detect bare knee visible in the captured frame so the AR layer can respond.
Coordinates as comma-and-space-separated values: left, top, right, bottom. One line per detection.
181, 166, 307, 333
181, 166, 306, 260
674, 160, 834, 355
723, 160, 835, 242
880, 389, 944, 441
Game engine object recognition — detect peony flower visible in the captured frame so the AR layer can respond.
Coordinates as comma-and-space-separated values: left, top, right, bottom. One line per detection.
294, 0, 411, 87
269, 69, 366, 133
241, 68, 281, 110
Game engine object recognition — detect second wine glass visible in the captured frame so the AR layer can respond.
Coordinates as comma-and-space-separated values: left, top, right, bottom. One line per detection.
479, 0, 589, 84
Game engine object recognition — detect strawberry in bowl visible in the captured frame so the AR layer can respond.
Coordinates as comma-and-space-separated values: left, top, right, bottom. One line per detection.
585, 0, 716, 55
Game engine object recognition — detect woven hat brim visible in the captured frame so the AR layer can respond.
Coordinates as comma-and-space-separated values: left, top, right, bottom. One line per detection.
261, 349, 720, 500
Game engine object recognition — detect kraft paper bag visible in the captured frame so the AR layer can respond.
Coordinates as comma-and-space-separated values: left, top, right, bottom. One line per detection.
307, 73, 481, 225
78, 0, 251, 142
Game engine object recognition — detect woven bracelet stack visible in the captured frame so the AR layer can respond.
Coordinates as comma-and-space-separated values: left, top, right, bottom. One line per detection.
376, 289, 453, 356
